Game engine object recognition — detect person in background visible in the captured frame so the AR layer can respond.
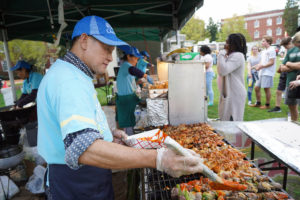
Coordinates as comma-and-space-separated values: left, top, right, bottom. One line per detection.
137, 50, 153, 74
200, 45, 215, 106
116, 46, 153, 135
217, 33, 247, 121
278, 32, 300, 121
269, 37, 293, 113
11, 60, 43, 108
246, 46, 261, 106
250, 36, 276, 109
37, 16, 203, 200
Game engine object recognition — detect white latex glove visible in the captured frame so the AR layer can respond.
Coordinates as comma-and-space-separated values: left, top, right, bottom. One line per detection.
112, 129, 128, 145
185, 149, 204, 162
156, 148, 203, 178
297, 75, 300, 80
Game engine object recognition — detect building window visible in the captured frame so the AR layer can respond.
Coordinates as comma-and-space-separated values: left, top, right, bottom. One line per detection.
267, 18, 272, 26
254, 20, 260, 28
277, 17, 282, 24
276, 38, 281, 44
267, 29, 272, 36
276, 27, 282, 36
254, 30, 259, 39
244, 22, 247, 29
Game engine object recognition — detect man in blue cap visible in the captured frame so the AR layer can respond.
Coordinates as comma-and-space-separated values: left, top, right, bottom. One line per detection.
37, 16, 203, 200
11, 60, 43, 109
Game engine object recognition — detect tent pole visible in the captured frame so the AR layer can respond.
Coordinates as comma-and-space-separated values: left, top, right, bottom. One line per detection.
160, 37, 164, 54
1, 28, 17, 101
176, 30, 180, 47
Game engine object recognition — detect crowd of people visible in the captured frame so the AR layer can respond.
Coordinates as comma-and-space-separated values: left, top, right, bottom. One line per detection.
201, 33, 300, 122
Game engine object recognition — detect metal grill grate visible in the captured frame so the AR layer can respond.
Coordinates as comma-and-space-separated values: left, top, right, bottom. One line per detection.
142, 168, 203, 200
140, 140, 292, 199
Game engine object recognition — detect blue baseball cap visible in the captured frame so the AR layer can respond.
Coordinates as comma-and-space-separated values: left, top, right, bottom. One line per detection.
140, 51, 150, 58
11, 61, 31, 71
72, 15, 128, 46
119, 45, 143, 58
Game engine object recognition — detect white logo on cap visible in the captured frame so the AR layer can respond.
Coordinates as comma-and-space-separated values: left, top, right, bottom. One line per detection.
106, 23, 115, 34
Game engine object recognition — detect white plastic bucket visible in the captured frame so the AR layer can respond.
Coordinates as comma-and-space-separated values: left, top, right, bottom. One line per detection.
1, 87, 14, 106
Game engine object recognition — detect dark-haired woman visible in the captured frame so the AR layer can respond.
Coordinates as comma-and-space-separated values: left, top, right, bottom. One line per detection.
11, 60, 43, 109
200, 45, 215, 106
217, 33, 247, 121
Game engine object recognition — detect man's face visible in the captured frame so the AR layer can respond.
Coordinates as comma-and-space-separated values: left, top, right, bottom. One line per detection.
284, 42, 293, 50
261, 39, 269, 48
83, 36, 115, 74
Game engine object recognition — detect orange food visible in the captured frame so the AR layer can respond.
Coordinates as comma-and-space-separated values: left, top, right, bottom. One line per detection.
137, 130, 168, 144
209, 179, 247, 191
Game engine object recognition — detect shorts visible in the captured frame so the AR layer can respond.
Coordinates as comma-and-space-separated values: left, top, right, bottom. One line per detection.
277, 72, 287, 91
255, 75, 273, 88
284, 88, 300, 105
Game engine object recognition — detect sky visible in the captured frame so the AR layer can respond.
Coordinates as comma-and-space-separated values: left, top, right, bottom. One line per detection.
195, 0, 287, 24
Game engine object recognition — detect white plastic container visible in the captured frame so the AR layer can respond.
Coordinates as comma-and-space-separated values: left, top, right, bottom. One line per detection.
1, 87, 14, 106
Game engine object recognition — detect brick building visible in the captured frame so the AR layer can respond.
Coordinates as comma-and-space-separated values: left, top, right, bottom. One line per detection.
222, 9, 286, 44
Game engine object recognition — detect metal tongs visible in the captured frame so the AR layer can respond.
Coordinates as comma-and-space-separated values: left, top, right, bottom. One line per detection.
164, 136, 248, 191
163, 136, 224, 184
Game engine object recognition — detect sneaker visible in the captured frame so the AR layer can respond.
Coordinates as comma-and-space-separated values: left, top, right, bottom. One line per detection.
259, 105, 270, 109
268, 107, 282, 113
250, 103, 261, 107
208, 102, 214, 106
248, 101, 252, 106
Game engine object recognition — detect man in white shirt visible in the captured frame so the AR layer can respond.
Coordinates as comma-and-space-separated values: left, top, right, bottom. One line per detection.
250, 35, 276, 109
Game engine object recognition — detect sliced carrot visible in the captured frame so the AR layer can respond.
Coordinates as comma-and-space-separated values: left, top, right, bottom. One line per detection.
209, 179, 247, 191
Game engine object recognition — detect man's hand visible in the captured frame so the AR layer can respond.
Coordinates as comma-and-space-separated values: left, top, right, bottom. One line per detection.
136, 79, 144, 85
147, 76, 154, 85
255, 64, 263, 71
280, 64, 293, 72
156, 148, 203, 178
289, 80, 300, 89
277, 66, 282, 73
112, 129, 128, 145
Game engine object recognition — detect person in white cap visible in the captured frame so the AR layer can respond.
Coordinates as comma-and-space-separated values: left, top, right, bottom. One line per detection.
37, 16, 203, 200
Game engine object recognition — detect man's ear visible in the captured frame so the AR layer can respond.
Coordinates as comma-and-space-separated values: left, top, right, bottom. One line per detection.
79, 33, 89, 50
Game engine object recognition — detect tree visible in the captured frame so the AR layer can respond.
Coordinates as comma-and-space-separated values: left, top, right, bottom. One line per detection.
217, 15, 252, 42
0, 40, 62, 72
180, 16, 206, 42
206, 17, 219, 42
283, 0, 299, 36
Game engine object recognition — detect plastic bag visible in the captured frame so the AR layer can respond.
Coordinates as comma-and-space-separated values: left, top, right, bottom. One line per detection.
23, 146, 46, 165
25, 165, 46, 194
0, 176, 20, 200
